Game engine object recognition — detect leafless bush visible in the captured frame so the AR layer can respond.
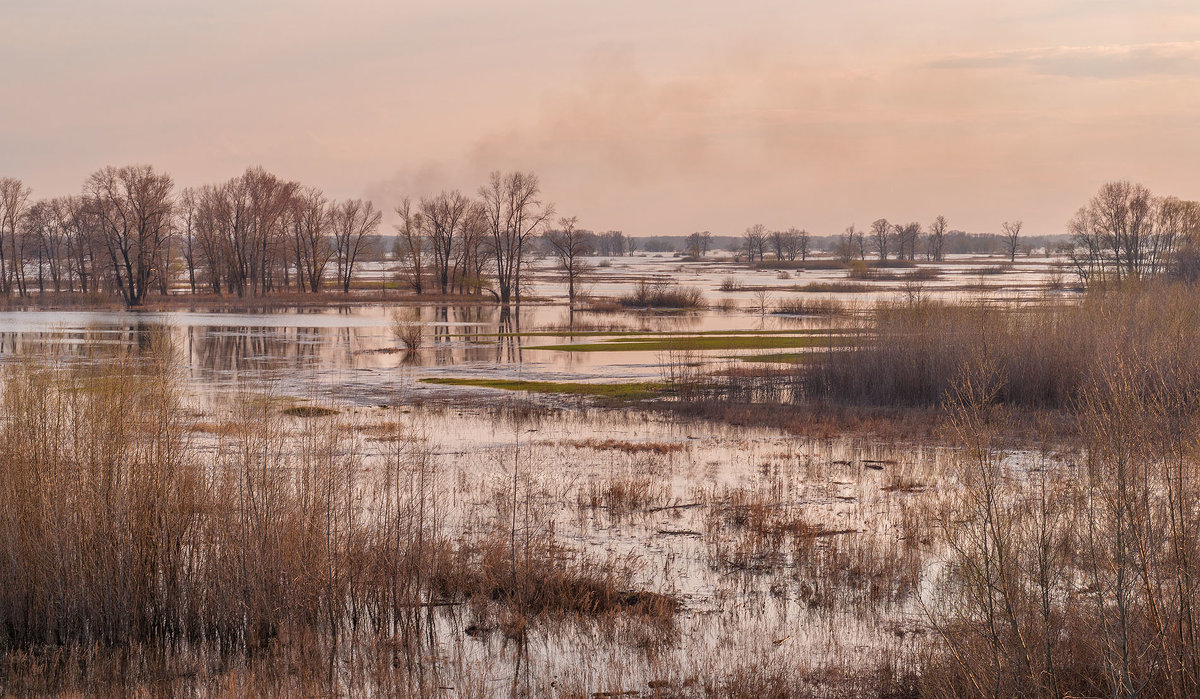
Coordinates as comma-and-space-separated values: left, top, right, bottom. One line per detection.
619, 280, 706, 309
390, 307, 424, 350
775, 297, 846, 316
922, 338, 1200, 698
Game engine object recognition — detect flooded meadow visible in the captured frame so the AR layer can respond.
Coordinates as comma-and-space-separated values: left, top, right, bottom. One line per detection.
0, 253, 1095, 696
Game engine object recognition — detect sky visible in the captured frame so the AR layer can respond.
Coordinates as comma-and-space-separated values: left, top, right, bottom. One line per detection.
2, 0, 1200, 236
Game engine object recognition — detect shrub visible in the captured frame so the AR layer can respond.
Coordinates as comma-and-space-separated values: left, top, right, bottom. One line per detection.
618, 281, 705, 309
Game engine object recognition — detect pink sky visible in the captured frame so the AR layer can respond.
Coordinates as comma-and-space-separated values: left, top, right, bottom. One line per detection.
3, 0, 1200, 236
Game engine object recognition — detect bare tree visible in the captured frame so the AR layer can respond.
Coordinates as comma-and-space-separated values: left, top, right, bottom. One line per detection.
1159, 197, 1200, 281
289, 187, 332, 292
769, 229, 787, 261
545, 215, 593, 306
928, 215, 948, 261
790, 227, 810, 261
871, 218, 891, 260
837, 225, 857, 263
596, 230, 627, 256
419, 190, 472, 295
84, 165, 174, 307
393, 197, 426, 294
743, 224, 767, 262
59, 195, 98, 293
1069, 181, 1162, 284
480, 171, 554, 305
177, 188, 201, 293
685, 231, 713, 258
329, 198, 382, 293
0, 178, 32, 296
894, 222, 921, 260
1002, 220, 1023, 262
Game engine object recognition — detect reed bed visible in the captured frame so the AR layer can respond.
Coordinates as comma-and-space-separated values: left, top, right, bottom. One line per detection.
803, 282, 1200, 409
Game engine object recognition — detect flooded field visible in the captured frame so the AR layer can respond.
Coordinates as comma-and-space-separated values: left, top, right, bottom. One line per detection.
0, 253, 1080, 696
0, 253, 1070, 395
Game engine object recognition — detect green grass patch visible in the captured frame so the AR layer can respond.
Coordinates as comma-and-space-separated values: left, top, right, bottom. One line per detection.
420, 378, 670, 401
526, 335, 843, 353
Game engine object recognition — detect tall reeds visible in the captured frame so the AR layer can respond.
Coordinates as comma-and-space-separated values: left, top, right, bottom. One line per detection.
804, 282, 1200, 409
0, 338, 674, 694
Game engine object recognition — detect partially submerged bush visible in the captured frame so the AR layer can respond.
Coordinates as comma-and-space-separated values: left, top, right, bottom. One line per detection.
618, 280, 705, 309
390, 307, 424, 350
719, 276, 744, 291
774, 297, 845, 316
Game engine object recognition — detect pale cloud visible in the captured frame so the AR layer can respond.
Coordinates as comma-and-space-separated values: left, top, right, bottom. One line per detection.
930, 41, 1200, 78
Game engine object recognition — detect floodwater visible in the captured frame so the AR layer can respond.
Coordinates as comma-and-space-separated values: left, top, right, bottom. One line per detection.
0, 253, 1067, 693
0, 253, 1069, 400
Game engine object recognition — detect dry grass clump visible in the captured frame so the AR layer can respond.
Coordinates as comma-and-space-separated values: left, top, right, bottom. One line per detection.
429, 529, 676, 624
619, 280, 706, 309
564, 438, 686, 454
796, 281, 871, 293
576, 473, 673, 516
705, 486, 829, 572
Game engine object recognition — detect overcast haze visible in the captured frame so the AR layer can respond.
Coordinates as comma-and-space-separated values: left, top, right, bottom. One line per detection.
3, 0, 1199, 236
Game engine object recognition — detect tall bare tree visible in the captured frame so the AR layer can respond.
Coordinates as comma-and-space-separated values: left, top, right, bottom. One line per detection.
1069, 181, 1161, 284
177, 188, 201, 294
743, 224, 767, 262
0, 178, 32, 296
928, 215, 948, 261
768, 229, 788, 261
419, 190, 472, 295
84, 165, 174, 307
329, 198, 382, 293
289, 187, 332, 292
1001, 220, 1023, 262
893, 222, 921, 260
871, 218, 892, 260
545, 215, 593, 305
788, 227, 810, 261
480, 171, 553, 305
393, 197, 426, 294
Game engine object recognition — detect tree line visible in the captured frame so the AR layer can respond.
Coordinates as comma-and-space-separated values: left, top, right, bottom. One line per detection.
828, 216, 1012, 264
0, 167, 580, 307
391, 179, 641, 306
0, 166, 388, 306
1067, 181, 1200, 284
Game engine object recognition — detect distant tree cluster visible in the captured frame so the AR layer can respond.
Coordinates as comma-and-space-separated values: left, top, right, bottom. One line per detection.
0, 167, 576, 307
0, 167, 384, 306
1068, 181, 1200, 284
825, 216, 1018, 263
392, 171, 558, 304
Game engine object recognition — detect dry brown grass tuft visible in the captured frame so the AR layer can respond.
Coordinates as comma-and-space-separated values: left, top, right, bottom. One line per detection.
564, 438, 686, 454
